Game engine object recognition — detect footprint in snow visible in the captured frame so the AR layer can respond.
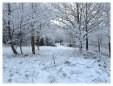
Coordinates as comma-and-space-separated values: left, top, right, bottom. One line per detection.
10, 73, 13, 77
8, 78, 12, 82
70, 70, 82, 75
25, 74, 29, 79
64, 61, 71, 65
3, 66, 6, 69
48, 75, 56, 83
19, 62, 23, 64
62, 73, 67, 77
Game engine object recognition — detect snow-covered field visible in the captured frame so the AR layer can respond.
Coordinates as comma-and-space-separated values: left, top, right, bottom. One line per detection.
3, 45, 110, 83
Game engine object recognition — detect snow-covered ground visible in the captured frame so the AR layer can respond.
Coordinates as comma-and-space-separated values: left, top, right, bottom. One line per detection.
3, 44, 110, 83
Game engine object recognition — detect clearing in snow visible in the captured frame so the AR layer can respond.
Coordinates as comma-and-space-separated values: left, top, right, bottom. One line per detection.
3, 45, 110, 83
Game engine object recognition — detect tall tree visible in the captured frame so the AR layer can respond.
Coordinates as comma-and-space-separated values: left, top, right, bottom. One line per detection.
7, 3, 18, 54
85, 3, 88, 51
31, 3, 36, 54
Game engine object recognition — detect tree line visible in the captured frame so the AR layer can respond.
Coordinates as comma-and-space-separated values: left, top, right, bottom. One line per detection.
3, 3, 110, 57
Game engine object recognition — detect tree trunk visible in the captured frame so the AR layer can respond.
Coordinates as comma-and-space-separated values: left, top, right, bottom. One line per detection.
3, 38, 6, 44
79, 41, 82, 52
11, 44, 18, 54
108, 40, 110, 57
98, 37, 100, 53
31, 36, 35, 54
86, 35, 88, 51
85, 3, 88, 51
19, 40, 23, 54
7, 3, 18, 55
36, 37, 40, 50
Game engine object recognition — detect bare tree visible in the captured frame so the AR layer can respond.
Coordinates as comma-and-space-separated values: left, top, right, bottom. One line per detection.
6, 3, 18, 54
31, 3, 36, 54
53, 3, 86, 51
17, 3, 24, 54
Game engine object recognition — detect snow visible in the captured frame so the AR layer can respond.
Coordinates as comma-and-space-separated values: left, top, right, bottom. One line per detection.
3, 45, 110, 83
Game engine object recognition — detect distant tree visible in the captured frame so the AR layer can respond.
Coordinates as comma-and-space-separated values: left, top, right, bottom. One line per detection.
53, 3, 109, 53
